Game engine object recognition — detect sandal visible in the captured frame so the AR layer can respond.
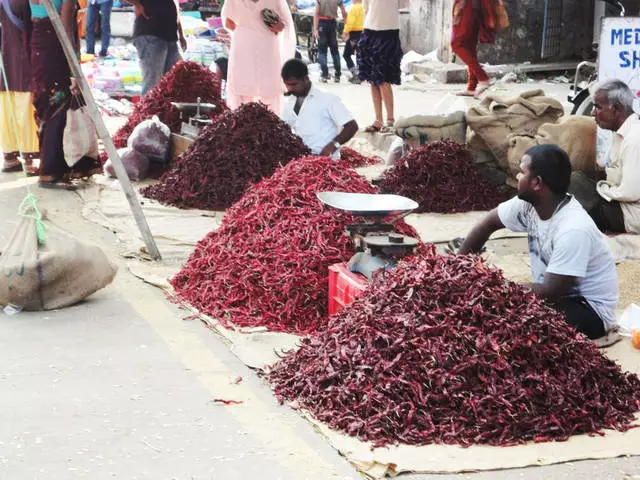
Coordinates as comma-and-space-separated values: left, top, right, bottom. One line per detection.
474, 82, 491, 98
364, 121, 383, 133
456, 90, 476, 97
380, 120, 395, 134
1, 163, 23, 173
38, 179, 78, 191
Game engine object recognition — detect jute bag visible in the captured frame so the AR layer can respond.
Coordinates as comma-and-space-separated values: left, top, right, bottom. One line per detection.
0, 202, 117, 311
395, 111, 467, 147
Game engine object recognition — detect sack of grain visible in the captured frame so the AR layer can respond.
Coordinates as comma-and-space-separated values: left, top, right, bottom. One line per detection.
395, 111, 467, 146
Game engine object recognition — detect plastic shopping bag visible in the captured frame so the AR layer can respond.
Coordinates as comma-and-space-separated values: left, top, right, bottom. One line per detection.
127, 116, 171, 163
63, 96, 99, 166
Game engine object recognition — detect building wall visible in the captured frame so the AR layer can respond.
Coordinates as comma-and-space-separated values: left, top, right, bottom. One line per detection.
402, 0, 598, 64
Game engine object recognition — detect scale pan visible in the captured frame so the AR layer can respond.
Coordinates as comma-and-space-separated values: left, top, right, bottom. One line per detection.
317, 192, 418, 216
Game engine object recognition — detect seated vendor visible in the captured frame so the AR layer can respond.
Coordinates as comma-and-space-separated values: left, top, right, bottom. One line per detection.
459, 145, 619, 340
281, 58, 358, 160
569, 79, 640, 233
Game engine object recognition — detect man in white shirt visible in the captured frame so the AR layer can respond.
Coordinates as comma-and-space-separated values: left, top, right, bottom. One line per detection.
569, 79, 640, 233
460, 145, 619, 340
281, 59, 358, 160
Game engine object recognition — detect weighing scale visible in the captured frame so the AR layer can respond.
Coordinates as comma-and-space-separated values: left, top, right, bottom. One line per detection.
171, 97, 217, 139
317, 192, 420, 280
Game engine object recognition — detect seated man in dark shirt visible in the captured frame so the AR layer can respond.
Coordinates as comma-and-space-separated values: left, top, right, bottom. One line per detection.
128, 0, 187, 95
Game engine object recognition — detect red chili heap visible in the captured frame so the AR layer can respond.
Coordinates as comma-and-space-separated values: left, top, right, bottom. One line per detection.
378, 140, 506, 213
142, 103, 310, 210
340, 147, 380, 168
112, 61, 227, 148
269, 251, 640, 447
171, 156, 418, 334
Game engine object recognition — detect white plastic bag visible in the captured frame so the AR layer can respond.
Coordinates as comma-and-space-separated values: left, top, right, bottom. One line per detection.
618, 304, 640, 336
104, 148, 150, 181
63, 97, 99, 166
127, 116, 171, 163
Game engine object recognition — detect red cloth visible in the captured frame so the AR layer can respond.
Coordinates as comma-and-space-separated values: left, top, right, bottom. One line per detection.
451, 0, 489, 91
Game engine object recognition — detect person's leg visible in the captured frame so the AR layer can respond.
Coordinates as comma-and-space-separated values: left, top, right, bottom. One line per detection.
328, 20, 341, 80
38, 107, 72, 182
99, 0, 113, 56
134, 35, 168, 96
451, 5, 488, 92
343, 35, 354, 70
85, 2, 98, 55
548, 296, 606, 339
164, 40, 182, 74
380, 82, 394, 126
317, 19, 330, 80
365, 84, 383, 131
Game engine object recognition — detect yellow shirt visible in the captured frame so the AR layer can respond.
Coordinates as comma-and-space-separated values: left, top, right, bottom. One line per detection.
344, 3, 364, 33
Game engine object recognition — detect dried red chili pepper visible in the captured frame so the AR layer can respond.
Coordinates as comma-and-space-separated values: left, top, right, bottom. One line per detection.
170, 156, 419, 334
378, 140, 507, 213
340, 147, 380, 168
141, 103, 311, 210
111, 61, 227, 151
268, 252, 640, 447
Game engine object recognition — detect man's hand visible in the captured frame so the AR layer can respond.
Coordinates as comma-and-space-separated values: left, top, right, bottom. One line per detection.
320, 142, 338, 157
313, 28, 319, 39
134, 2, 148, 18
70, 77, 80, 96
179, 34, 187, 51
342, 31, 349, 41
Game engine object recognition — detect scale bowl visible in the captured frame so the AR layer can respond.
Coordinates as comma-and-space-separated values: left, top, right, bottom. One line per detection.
170, 102, 217, 116
317, 191, 418, 217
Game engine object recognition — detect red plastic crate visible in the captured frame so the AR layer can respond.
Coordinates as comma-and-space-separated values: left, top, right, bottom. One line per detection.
328, 262, 369, 315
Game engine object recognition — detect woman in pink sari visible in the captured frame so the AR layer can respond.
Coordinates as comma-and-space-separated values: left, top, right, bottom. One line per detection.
222, 0, 295, 115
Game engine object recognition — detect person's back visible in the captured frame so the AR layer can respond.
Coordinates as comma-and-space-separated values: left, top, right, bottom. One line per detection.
133, 0, 178, 42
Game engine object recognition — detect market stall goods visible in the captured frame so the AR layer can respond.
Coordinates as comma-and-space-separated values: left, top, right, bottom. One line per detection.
111, 61, 226, 149
142, 103, 311, 210
269, 251, 640, 447
170, 156, 419, 334
378, 140, 507, 213
340, 147, 380, 168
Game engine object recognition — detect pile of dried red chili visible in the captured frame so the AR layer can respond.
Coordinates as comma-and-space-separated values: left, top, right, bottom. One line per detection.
170, 156, 418, 334
111, 61, 226, 149
340, 147, 380, 168
378, 140, 506, 213
141, 103, 310, 210
269, 251, 640, 447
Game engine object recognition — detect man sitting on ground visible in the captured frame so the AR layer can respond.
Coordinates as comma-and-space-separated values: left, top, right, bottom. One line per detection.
459, 145, 619, 340
281, 58, 358, 160
569, 79, 640, 233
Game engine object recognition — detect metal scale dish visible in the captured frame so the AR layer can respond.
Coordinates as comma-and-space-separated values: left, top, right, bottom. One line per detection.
317, 192, 420, 280
171, 97, 217, 139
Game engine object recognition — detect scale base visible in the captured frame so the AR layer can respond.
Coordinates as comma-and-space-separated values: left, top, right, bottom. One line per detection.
347, 251, 397, 281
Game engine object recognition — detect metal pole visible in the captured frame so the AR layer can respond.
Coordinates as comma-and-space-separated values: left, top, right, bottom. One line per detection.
41, 0, 162, 260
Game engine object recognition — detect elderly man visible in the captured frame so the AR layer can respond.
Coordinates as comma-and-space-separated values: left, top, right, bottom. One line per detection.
460, 145, 618, 340
281, 58, 358, 160
569, 79, 640, 233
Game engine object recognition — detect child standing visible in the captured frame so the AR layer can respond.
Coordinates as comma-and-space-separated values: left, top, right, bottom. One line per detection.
342, 0, 364, 84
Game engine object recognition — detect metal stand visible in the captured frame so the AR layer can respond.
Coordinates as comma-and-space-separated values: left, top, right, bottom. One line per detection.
41, 0, 162, 260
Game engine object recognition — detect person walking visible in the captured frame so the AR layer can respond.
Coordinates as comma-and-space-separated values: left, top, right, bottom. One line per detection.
342, 0, 363, 84
313, 0, 346, 83
29, 0, 101, 189
129, 0, 187, 96
85, 0, 113, 57
0, 0, 39, 174
451, 0, 490, 97
358, 0, 402, 133
222, 0, 295, 114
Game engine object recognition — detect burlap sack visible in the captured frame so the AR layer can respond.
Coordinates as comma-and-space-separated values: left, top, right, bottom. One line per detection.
507, 116, 599, 182
466, 89, 565, 169
0, 210, 117, 311
395, 111, 467, 146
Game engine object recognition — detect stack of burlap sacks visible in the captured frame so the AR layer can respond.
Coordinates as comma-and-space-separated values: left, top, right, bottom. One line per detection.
394, 89, 598, 187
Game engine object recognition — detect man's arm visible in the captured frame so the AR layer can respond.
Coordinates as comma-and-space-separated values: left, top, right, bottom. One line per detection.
339, 2, 347, 20
175, 0, 187, 50
524, 273, 577, 299
458, 209, 505, 254
313, 2, 320, 38
320, 120, 358, 157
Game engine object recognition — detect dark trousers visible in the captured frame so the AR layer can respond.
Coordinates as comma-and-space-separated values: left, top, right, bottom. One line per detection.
318, 19, 341, 78
549, 296, 606, 340
568, 171, 626, 233
343, 31, 362, 70
85, 0, 113, 56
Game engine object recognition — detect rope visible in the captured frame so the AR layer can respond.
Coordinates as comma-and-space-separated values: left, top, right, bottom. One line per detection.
0, 46, 48, 245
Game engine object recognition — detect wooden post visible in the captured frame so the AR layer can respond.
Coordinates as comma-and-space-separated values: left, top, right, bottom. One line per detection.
41, 0, 162, 260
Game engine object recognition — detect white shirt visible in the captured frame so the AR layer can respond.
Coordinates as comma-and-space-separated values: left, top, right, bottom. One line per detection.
498, 196, 619, 330
596, 114, 640, 233
363, 0, 399, 31
282, 85, 354, 159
